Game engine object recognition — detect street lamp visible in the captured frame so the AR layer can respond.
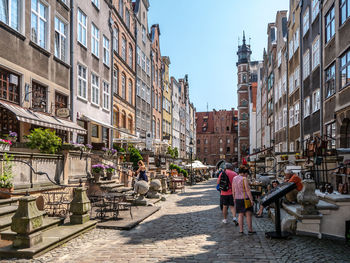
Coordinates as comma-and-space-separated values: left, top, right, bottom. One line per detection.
189, 137, 193, 186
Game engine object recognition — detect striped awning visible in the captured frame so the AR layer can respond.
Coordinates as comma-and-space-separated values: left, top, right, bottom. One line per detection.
0, 101, 86, 134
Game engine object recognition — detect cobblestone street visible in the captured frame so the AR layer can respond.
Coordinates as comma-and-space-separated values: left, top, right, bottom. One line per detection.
6, 179, 350, 263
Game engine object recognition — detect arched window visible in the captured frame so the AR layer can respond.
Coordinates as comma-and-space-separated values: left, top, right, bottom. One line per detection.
121, 110, 126, 128
128, 44, 133, 68
113, 27, 119, 53
121, 73, 126, 99
128, 115, 133, 132
128, 79, 132, 104
121, 36, 126, 61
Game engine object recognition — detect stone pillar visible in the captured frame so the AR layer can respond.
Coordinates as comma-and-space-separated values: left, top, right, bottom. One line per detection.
161, 176, 167, 194
297, 179, 319, 215
70, 187, 91, 224
11, 196, 44, 248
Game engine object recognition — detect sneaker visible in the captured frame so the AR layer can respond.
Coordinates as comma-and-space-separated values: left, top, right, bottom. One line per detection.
232, 217, 238, 226
222, 219, 228, 224
248, 231, 256, 235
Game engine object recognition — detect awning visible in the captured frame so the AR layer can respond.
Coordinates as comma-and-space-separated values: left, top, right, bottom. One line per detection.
80, 114, 116, 130
0, 101, 86, 134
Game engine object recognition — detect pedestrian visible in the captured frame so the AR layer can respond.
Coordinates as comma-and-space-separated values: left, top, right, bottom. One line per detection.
255, 180, 280, 218
217, 163, 238, 225
135, 160, 148, 182
232, 165, 255, 234
284, 169, 303, 204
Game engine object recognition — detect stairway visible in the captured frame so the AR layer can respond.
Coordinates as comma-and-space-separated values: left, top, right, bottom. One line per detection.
0, 198, 20, 232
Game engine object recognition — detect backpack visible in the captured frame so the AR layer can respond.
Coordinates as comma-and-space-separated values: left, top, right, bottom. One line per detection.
219, 170, 230, 191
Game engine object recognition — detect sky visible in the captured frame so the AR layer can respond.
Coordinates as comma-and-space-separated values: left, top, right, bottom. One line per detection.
148, 0, 289, 112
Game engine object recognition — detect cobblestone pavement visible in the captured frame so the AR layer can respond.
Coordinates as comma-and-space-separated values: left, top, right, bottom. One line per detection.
5, 179, 350, 263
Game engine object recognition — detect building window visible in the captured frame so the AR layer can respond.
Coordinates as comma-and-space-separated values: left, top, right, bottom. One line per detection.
128, 45, 133, 68
0, 0, 23, 32
91, 23, 99, 57
340, 49, 350, 89
294, 28, 299, 52
103, 81, 109, 110
142, 26, 146, 43
118, 0, 123, 19
294, 102, 300, 125
77, 64, 87, 99
312, 36, 320, 70
289, 73, 294, 93
54, 17, 67, 62
289, 106, 294, 127
0, 68, 20, 104
113, 27, 118, 53
326, 122, 336, 149
157, 119, 160, 139
303, 8, 310, 36
219, 139, 222, 144
125, 8, 130, 29
290, 142, 295, 152
152, 117, 155, 138
197, 139, 200, 144
141, 52, 146, 71
0, 107, 19, 138
91, 73, 99, 105
146, 58, 150, 76
77, 9, 87, 46
102, 36, 109, 66
91, 0, 99, 8
283, 107, 287, 127
102, 127, 109, 144
121, 73, 126, 99
325, 6, 335, 43
91, 124, 98, 138
325, 63, 335, 98
304, 97, 310, 117
32, 81, 47, 112
121, 36, 126, 61
31, 0, 48, 49
128, 79, 132, 104
55, 92, 68, 113
121, 111, 126, 128
341, 0, 350, 25
220, 147, 223, 153
303, 50, 310, 80
312, 89, 320, 112
289, 40, 293, 60
312, 0, 319, 22
204, 147, 208, 153
113, 67, 118, 94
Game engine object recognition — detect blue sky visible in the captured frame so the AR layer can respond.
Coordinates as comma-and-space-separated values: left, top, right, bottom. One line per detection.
148, 0, 289, 112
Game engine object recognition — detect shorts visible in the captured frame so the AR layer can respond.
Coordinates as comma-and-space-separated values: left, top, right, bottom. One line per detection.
235, 199, 254, 214
220, 195, 234, 206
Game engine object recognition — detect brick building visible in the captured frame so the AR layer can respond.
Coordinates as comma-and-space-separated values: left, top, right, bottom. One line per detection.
196, 109, 238, 166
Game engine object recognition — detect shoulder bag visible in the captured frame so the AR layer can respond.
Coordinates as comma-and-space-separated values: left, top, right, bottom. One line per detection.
243, 178, 252, 209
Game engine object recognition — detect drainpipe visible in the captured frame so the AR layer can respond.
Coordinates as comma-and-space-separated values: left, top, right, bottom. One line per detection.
319, 0, 324, 136
109, 10, 114, 148
69, 0, 74, 129
286, 33, 289, 152
299, 0, 304, 152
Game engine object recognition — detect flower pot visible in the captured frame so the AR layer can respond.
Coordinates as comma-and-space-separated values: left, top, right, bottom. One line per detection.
10, 137, 17, 143
93, 172, 102, 183
0, 187, 13, 199
106, 172, 113, 180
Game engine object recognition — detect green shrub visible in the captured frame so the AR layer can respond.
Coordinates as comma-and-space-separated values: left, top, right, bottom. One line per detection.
26, 128, 62, 154
128, 145, 143, 170
0, 153, 13, 188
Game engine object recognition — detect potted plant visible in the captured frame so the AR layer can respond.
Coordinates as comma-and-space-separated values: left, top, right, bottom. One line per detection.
85, 144, 93, 153
105, 164, 116, 180
281, 155, 288, 161
0, 139, 12, 152
295, 153, 301, 160
26, 128, 62, 154
92, 164, 105, 183
0, 153, 14, 199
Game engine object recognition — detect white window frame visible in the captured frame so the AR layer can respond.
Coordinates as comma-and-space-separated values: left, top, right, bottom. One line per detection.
142, 26, 146, 43
121, 36, 126, 61
290, 142, 295, 152
103, 35, 110, 66
312, 89, 320, 113
294, 66, 300, 89
91, 0, 99, 9
77, 8, 87, 46
54, 16, 68, 62
128, 45, 133, 68
283, 107, 287, 128
0, 0, 24, 32
146, 58, 150, 76
31, 0, 49, 49
121, 73, 126, 99
137, 47, 141, 65
312, 36, 320, 70
102, 81, 110, 111
91, 23, 99, 57
141, 52, 146, 71
113, 67, 118, 94
136, 78, 140, 97
128, 80, 132, 104
303, 50, 310, 80
312, 0, 319, 22
303, 8, 310, 36
294, 102, 300, 125
304, 97, 310, 118
289, 40, 294, 60
91, 73, 100, 106
113, 27, 118, 53
289, 106, 294, 127
289, 73, 294, 94
77, 64, 87, 100
294, 28, 299, 52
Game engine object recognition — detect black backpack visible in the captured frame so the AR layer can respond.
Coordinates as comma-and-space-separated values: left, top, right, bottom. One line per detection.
219, 170, 230, 191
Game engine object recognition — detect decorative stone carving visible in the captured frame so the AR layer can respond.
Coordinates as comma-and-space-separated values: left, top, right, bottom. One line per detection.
70, 187, 91, 224
297, 179, 319, 215
134, 180, 149, 206
11, 196, 44, 248
147, 179, 161, 199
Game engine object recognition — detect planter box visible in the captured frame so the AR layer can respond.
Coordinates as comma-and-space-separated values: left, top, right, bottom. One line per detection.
0, 144, 10, 152
0, 187, 13, 199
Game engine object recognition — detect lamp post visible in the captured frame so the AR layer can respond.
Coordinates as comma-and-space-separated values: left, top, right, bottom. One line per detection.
189, 138, 193, 185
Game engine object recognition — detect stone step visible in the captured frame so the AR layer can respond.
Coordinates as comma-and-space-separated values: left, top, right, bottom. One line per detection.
0, 205, 18, 219
0, 220, 97, 259
110, 187, 133, 193
100, 183, 122, 190
0, 217, 12, 232
95, 180, 119, 185
0, 197, 20, 208
0, 216, 64, 241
